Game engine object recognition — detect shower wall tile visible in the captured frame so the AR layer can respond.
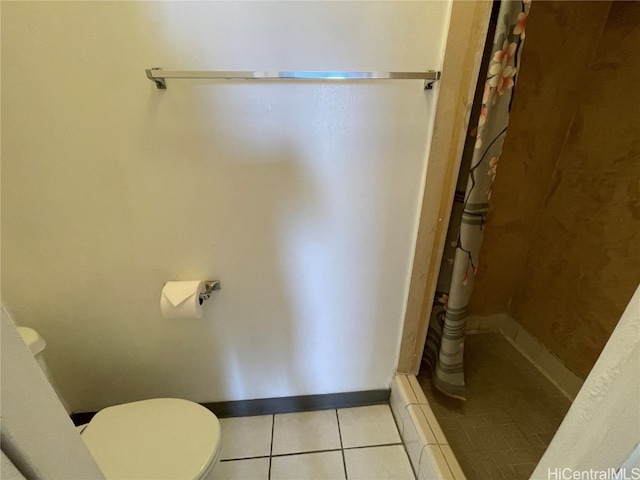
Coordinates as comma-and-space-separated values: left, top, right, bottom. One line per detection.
498, 315, 520, 340
469, 0, 615, 316
464, 315, 481, 333
503, 323, 584, 401
512, 328, 543, 362
470, 0, 639, 381
465, 314, 517, 336
536, 348, 580, 398
464, 313, 585, 401
559, 371, 584, 399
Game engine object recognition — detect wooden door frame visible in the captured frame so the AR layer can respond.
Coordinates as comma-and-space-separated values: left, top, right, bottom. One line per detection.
397, 0, 493, 374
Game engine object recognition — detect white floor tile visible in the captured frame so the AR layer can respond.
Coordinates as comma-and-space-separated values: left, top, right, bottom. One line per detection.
272, 410, 341, 455
211, 458, 270, 480
344, 445, 415, 480
338, 405, 401, 448
270, 451, 345, 480
219, 415, 273, 460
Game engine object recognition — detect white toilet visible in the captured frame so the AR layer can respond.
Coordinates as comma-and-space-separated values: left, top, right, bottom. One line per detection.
17, 327, 222, 480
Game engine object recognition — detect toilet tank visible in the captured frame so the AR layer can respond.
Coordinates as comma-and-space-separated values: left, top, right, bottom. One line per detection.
17, 326, 53, 380
17, 326, 71, 413
17, 326, 47, 356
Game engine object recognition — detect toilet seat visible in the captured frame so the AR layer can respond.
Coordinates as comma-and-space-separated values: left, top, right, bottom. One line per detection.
81, 398, 221, 480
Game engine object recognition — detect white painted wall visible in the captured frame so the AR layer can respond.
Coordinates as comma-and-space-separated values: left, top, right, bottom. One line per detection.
1, 1, 451, 412
533, 285, 640, 477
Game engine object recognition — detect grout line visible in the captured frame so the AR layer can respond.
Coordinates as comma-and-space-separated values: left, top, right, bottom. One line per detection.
335, 409, 348, 480
343, 442, 404, 451
268, 414, 275, 480
408, 444, 419, 480
220, 455, 270, 462
400, 404, 426, 480
415, 444, 426, 480
401, 402, 420, 437
406, 376, 421, 402
437, 445, 457, 479
394, 378, 424, 480
271, 448, 343, 458
220, 403, 414, 478
224, 443, 406, 461
500, 329, 581, 401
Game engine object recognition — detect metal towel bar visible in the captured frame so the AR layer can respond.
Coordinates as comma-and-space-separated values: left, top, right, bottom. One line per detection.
145, 68, 441, 90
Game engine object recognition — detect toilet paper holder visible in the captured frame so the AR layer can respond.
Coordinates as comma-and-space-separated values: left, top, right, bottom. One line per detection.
199, 280, 221, 304
199, 280, 222, 305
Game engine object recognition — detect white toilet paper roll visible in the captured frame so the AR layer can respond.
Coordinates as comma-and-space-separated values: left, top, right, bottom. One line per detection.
160, 281, 206, 320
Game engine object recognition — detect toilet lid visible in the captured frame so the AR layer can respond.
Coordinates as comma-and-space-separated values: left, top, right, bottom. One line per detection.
81, 398, 221, 480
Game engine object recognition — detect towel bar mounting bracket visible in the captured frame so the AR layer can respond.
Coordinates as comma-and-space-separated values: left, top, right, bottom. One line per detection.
146, 68, 166, 89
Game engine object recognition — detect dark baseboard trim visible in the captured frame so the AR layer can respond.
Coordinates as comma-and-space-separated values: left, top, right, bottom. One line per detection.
202, 389, 390, 418
70, 389, 390, 424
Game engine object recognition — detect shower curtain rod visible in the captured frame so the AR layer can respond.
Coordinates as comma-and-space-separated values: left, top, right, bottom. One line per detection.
145, 68, 441, 90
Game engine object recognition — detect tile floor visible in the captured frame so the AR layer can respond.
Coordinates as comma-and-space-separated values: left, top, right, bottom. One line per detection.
418, 333, 573, 480
211, 404, 416, 480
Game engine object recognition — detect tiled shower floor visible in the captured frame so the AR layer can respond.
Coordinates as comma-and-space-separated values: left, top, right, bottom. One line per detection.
211, 404, 415, 479
418, 333, 572, 480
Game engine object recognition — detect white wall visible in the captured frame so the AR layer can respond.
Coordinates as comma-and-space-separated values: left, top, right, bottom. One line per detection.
533, 285, 640, 476
1, 1, 451, 412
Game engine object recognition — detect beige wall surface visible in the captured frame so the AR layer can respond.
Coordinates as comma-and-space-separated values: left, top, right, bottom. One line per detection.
1, 1, 451, 412
469, 1, 640, 379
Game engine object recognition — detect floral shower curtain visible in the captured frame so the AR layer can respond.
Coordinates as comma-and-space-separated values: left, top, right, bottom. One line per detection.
423, 0, 530, 399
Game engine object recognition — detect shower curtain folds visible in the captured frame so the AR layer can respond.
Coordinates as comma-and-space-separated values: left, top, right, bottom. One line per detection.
423, 0, 530, 400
